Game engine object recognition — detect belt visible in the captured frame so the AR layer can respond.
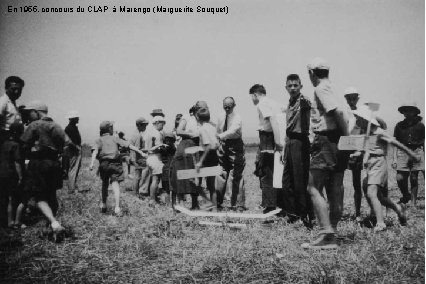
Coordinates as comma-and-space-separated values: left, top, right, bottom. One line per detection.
369, 153, 384, 157
314, 130, 340, 144
223, 138, 243, 144
286, 132, 309, 140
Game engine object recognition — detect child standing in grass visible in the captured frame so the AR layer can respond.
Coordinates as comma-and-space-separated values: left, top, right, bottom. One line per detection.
90, 121, 146, 216
350, 105, 408, 232
0, 122, 24, 229
194, 104, 219, 210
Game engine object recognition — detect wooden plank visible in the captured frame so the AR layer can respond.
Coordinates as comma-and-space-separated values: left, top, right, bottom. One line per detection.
184, 146, 204, 155
177, 166, 222, 180
199, 221, 246, 229
338, 135, 377, 151
273, 151, 283, 188
175, 205, 281, 219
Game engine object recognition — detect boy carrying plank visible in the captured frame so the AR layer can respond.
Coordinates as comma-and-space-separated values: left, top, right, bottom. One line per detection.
344, 105, 411, 232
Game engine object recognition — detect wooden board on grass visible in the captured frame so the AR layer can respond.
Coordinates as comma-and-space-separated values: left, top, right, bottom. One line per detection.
175, 205, 281, 219
199, 221, 247, 229
177, 166, 222, 180
338, 135, 377, 151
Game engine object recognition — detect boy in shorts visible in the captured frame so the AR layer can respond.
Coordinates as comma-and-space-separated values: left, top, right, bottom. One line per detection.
90, 121, 145, 216
350, 105, 408, 232
145, 116, 166, 204
195, 105, 219, 210
393, 102, 424, 206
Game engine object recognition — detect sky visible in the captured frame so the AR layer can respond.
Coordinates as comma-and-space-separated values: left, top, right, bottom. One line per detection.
1, 0, 424, 144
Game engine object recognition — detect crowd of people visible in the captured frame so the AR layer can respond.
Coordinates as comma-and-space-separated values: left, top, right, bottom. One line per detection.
0, 57, 424, 249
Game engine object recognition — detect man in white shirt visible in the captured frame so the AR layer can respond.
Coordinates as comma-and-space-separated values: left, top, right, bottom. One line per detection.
216, 97, 246, 211
0, 76, 24, 143
249, 84, 283, 214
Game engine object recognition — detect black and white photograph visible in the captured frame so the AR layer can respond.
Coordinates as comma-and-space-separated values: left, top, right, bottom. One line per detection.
0, 0, 424, 282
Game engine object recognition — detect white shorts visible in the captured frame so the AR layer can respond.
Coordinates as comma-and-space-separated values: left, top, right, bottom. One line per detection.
146, 154, 164, 175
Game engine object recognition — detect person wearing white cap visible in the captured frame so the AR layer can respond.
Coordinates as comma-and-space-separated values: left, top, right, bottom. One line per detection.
144, 115, 167, 204
64, 110, 85, 193
301, 58, 350, 250
350, 105, 407, 232
393, 101, 425, 206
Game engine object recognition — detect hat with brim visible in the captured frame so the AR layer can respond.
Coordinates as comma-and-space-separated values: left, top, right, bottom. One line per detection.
66, 110, 79, 119
344, 87, 359, 97
398, 103, 420, 115
353, 105, 380, 126
23, 100, 48, 112
164, 132, 176, 140
150, 109, 165, 117
152, 116, 166, 124
307, 57, 330, 70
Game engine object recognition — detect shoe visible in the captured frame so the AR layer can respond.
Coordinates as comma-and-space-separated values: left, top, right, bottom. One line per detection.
373, 223, 387, 233
199, 202, 215, 211
398, 204, 408, 226
263, 207, 276, 214
229, 206, 237, 211
128, 174, 134, 179
301, 233, 338, 250
78, 188, 89, 193
237, 206, 248, 212
398, 196, 411, 205
100, 203, 107, 213
114, 208, 123, 217
302, 218, 314, 230
51, 224, 65, 243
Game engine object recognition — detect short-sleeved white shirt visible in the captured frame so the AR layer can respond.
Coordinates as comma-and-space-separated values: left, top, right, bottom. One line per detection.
0, 94, 21, 131
257, 96, 279, 132
310, 79, 338, 132
199, 122, 219, 149
181, 114, 199, 137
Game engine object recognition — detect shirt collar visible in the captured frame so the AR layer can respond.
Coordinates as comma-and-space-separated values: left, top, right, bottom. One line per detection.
289, 93, 301, 105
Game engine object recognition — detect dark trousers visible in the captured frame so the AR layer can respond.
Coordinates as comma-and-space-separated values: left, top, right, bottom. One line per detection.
256, 151, 276, 208
281, 136, 313, 220
217, 139, 246, 207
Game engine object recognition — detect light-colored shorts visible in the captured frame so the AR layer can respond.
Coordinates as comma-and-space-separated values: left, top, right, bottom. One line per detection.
396, 147, 424, 172
365, 155, 387, 188
147, 154, 164, 175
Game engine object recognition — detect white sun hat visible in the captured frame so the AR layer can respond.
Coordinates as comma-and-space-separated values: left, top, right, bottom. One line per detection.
66, 110, 80, 119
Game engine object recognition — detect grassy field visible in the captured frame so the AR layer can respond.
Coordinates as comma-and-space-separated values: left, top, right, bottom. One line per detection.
1, 147, 424, 283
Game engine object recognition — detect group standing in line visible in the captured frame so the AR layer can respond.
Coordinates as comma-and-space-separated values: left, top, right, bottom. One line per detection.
0, 57, 424, 249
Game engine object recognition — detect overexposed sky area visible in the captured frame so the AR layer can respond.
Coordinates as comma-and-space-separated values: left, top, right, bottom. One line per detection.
1, 0, 424, 143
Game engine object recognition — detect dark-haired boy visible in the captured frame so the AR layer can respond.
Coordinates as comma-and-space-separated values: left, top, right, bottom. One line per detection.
249, 84, 283, 214
90, 121, 145, 216
0, 76, 24, 144
281, 74, 313, 226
